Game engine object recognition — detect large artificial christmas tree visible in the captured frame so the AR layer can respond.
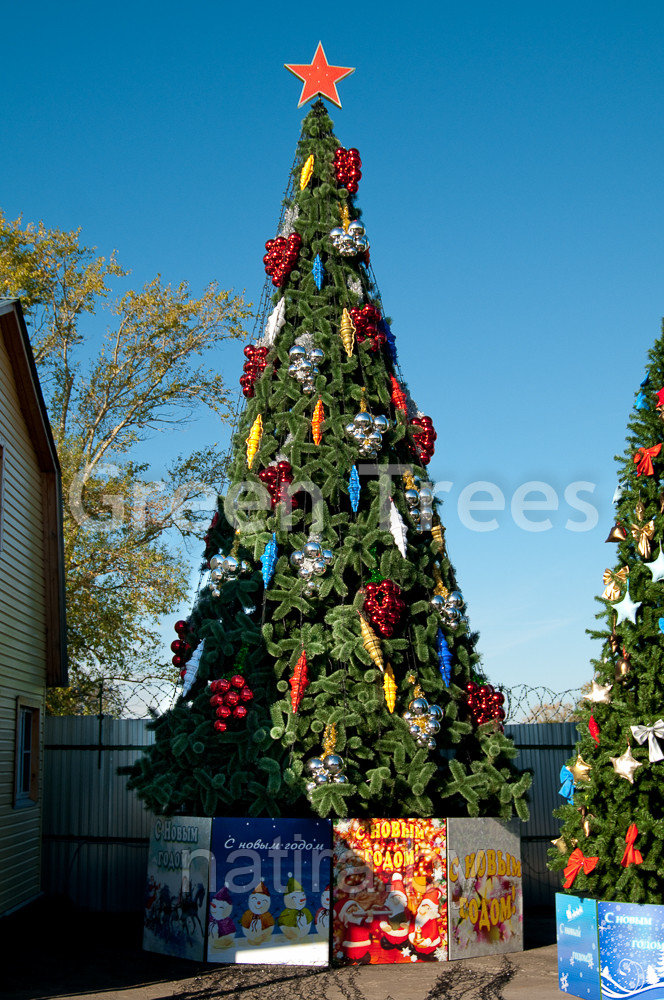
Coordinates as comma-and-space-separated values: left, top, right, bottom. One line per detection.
550, 324, 664, 903
128, 89, 530, 822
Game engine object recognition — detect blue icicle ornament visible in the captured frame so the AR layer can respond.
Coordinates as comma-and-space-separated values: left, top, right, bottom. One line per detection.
349, 465, 360, 512
261, 533, 278, 587
380, 319, 397, 364
436, 628, 453, 685
312, 254, 324, 290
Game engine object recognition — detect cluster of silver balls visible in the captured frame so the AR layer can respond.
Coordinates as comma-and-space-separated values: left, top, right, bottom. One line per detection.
209, 554, 252, 597
305, 753, 348, 792
289, 535, 335, 597
329, 221, 369, 256
402, 697, 444, 750
404, 479, 435, 532
430, 589, 469, 628
287, 343, 325, 393
345, 411, 390, 459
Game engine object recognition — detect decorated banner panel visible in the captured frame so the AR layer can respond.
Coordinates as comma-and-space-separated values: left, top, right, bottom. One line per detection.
206, 817, 332, 966
447, 818, 522, 960
555, 893, 601, 1000
598, 901, 664, 999
332, 818, 448, 965
143, 816, 212, 961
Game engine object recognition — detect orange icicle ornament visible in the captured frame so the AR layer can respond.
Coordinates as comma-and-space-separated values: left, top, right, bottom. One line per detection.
312, 398, 325, 445
390, 375, 408, 413
290, 650, 309, 713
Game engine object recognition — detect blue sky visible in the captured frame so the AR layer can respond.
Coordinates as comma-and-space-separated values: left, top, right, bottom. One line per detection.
3, 1, 664, 695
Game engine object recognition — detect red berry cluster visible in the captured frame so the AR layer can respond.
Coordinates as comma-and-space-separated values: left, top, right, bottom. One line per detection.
410, 416, 437, 466
263, 233, 302, 286
364, 580, 405, 637
210, 675, 254, 733
172, 620, 196, 679
349, 305, 386, 352
334, 147, 362, 194
240, 344, 269, 398
465, 682, 506, 728
258, 461, 297, 509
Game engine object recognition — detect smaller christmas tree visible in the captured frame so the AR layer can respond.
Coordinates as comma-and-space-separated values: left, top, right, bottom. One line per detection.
550, 321, 664, 903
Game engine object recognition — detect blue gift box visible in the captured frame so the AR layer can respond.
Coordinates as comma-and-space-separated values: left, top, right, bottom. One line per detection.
556, 893, 601, 1000
598, 901, 664, 999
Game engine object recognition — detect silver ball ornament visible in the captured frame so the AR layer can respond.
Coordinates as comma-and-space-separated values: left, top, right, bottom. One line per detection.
323, 754, 344, 774
410, 697, 429, 716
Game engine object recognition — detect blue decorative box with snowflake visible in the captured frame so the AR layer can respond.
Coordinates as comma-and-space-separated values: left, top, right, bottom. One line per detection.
598, 901, 664, 999
556, 893, 601, 1000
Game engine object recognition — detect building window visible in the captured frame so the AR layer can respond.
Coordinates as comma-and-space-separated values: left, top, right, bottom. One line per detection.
15, 700, 40, 806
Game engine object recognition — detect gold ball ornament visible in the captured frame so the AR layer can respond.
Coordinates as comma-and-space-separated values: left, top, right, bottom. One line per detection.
569, 755, 592, 783
615, 651, 631, 680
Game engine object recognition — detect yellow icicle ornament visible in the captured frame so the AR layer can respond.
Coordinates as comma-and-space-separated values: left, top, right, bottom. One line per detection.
383, 662, 397, 713
358, 613, 384, 672
340, 308, 355, 357
432, 564, 449, 598
339, 203, 351, 231
246, 414, 263, 468
300, 154, 314, 190
323, 722, 337, 755
431, 521, 446, 554
312, 398, 325, 445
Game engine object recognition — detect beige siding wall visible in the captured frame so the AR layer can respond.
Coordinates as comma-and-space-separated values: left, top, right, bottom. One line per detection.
0, 330, 46, 915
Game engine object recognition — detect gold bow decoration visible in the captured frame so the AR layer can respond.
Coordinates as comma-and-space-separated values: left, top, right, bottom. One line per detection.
602, 566, 629, 600
631, 518, 656, 559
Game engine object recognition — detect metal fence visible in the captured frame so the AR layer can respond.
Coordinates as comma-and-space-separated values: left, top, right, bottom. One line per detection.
42, 716, 577, 913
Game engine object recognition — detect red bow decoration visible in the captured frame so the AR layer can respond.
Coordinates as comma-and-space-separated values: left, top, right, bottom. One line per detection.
634, 443, 662, 477
621, 823, 643, 868
563, 847, 599, 888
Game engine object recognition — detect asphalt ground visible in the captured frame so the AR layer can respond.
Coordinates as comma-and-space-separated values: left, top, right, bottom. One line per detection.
1, 900, 562, 1000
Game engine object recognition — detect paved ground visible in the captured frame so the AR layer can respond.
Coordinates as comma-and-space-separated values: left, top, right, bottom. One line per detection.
1, 901, 561, 1000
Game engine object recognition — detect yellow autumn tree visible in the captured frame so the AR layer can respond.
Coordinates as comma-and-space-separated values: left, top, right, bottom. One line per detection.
0, 211, 250, 713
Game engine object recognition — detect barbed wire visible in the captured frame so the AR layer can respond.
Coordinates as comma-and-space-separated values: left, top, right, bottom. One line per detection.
69, 677, 584, 724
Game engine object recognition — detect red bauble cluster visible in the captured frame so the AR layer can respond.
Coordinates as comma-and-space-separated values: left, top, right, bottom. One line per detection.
363, 580, 406, 637
410, 416, 437, 466
334, 147, 362, 194
258, 461, 297, 509
240, 345, 269, 398
349, 305, 386, 352
209, 674, 254, 733
465, 682, 505, 728
172, 620, 195, 679
263, 233, 302, 286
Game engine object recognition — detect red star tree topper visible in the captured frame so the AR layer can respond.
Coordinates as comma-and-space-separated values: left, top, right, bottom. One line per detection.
285, 42, 355, 108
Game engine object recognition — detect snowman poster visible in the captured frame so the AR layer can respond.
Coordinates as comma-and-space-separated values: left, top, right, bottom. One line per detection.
206, 817, 332, 965
446, 818, 523, 959
331, 818, 448, 965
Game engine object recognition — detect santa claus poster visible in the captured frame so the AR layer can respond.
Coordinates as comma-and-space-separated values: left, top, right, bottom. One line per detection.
446, 818, 523, 959
143, 816, 212, 961
332, 818, 448, 965
206, 817, 332, 966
